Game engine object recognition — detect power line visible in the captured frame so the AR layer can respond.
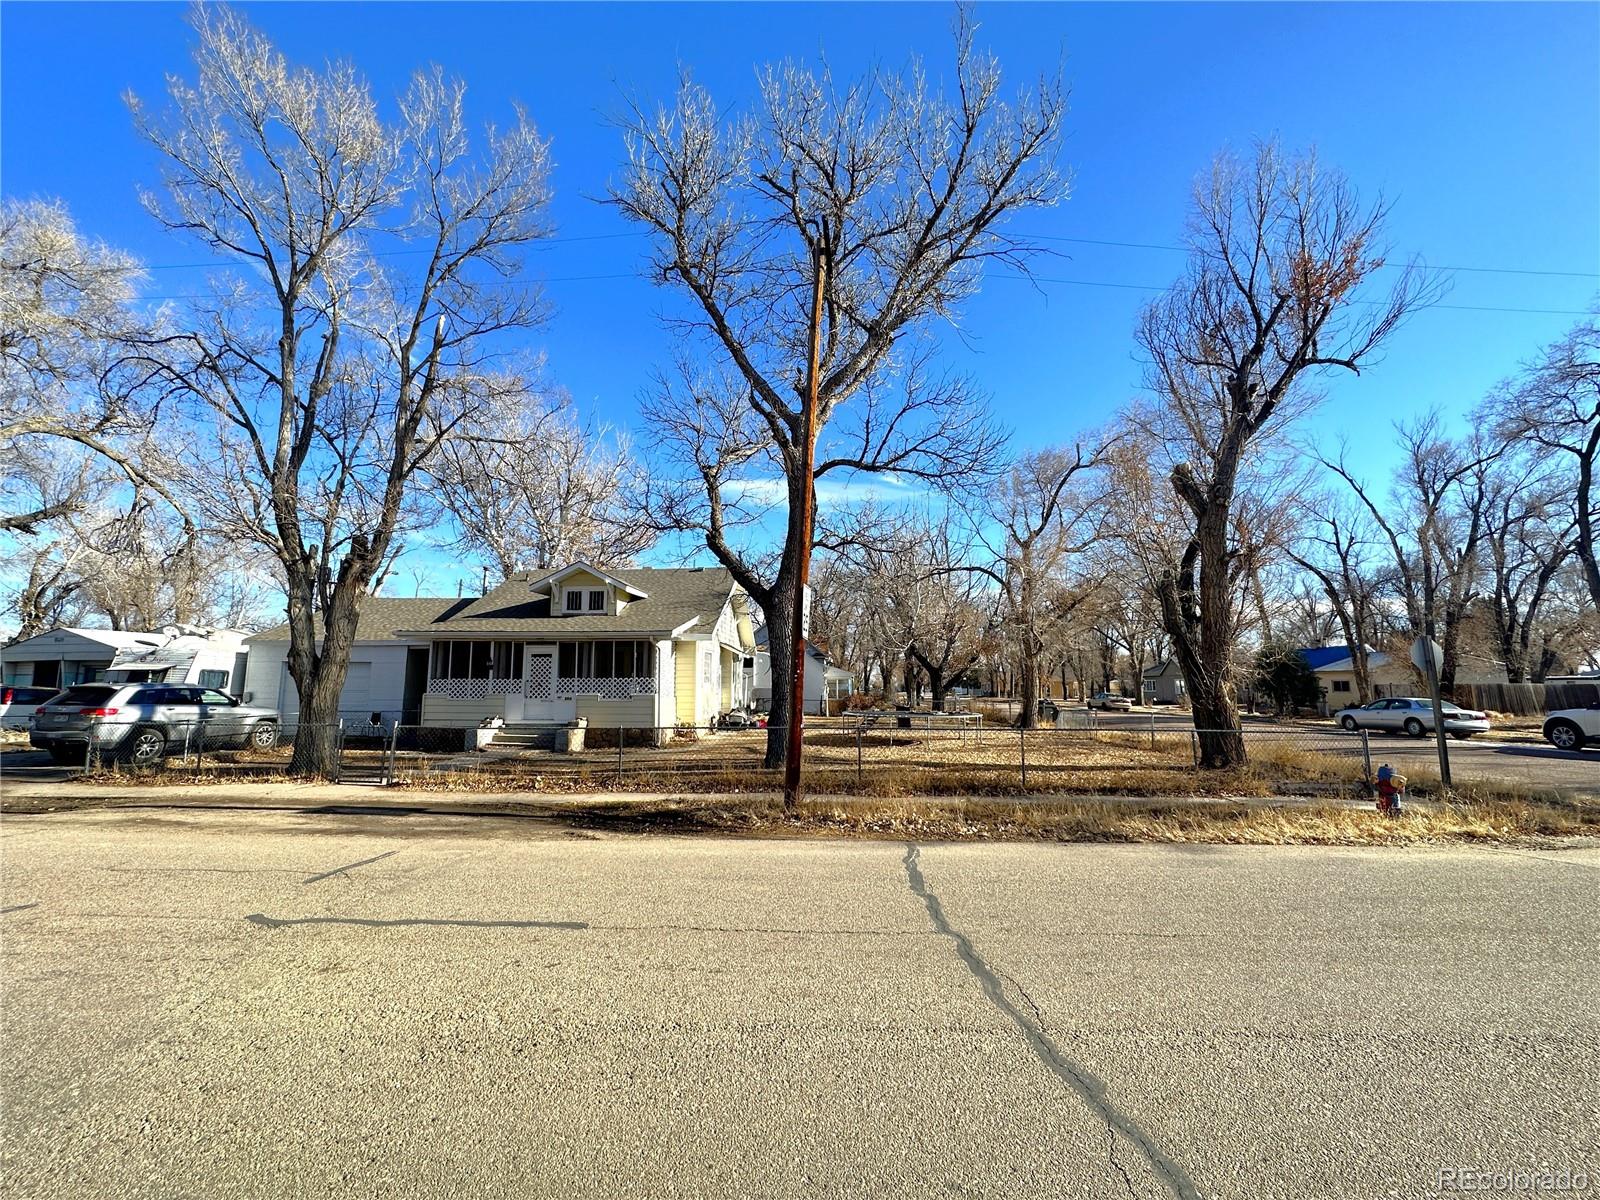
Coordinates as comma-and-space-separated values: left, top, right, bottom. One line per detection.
130, 227, 1599, 281
1026, 233, 1600, 279
992, 273, 1592, 316
132, 268, 1592, 316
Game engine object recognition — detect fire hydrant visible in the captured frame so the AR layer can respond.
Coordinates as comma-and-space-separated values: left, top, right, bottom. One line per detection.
1375, 763, 1406, 816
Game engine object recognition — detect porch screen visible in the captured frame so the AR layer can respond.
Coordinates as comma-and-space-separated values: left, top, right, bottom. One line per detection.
430, 641, 525, 680
557, 641, 656, 679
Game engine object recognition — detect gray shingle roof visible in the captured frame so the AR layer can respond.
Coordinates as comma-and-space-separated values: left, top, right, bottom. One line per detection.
246, 597, 475, 643
403, 567, 737, 637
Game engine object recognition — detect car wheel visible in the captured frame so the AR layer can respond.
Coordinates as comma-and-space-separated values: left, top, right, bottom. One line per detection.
250, 722, 280, 750
1403, 718, 1426, 738
121, 726, 166, 766
1546, 720, 1583, 752
48, 746, 81, 766
1340, 715, 1359, 731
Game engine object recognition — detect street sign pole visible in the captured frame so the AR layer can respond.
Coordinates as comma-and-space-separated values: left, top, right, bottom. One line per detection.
1411, 633, 1451, 789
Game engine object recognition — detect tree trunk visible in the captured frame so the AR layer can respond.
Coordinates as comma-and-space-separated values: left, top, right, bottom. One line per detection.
762, 583, 796, 769
285, 557, 365, 777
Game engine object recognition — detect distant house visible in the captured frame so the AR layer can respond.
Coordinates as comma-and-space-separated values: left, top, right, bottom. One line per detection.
241, 563, 757, 730
1140, 659, 1186, 705
2, 626, 246, 693
1298, 645, 1510, 713
750, 629, 854, 714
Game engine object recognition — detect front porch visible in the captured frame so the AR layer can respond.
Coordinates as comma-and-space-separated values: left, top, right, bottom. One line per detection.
420, 638, 671, 728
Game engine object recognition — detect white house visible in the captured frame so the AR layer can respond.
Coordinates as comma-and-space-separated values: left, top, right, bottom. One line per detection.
1301, 645, 1510, 713
2, 626, 247, 693
242, 563, 758, 731
750, 631, 855, 714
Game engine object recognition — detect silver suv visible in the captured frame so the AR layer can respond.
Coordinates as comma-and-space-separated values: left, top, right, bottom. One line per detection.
29, 683, 281, 766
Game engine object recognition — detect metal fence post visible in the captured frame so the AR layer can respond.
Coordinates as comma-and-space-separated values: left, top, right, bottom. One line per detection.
333, 719, 345, 784
1019, 723, 1028, 788
618, 725, 624, 778
856, 726, 863, 787
195, 720, 204, 774
386, 721, 400, 786
1191, 730, 1199, 768
1360, 730, 1372, 782
1149, 710, 1157, 751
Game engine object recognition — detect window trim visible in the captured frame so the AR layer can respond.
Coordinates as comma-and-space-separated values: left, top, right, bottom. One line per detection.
587, 589, 606, 612
564, 589, 584, 613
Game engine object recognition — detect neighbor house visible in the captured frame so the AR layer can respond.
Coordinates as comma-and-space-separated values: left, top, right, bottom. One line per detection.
1140, 659, 1186, 705
1300, 645, 1511, 713
2, 626, 247, 692
750, 630, 855, 714
241, 563, 757, 731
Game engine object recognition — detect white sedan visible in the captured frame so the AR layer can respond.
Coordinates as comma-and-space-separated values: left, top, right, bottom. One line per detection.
1543, 707, 1599, 751
1333, 697, 1492, 739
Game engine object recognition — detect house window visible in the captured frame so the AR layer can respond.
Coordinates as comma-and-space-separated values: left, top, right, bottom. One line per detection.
564, 590, 583, 613
1331, 680, 1351, 693
588, 590, 606, 612
199, 669, 230, 690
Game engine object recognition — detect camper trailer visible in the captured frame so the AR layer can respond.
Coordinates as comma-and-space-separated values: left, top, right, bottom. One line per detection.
101, 626, 250, 695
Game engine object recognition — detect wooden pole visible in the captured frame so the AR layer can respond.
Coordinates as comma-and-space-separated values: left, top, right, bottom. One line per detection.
784, 240, 827, 811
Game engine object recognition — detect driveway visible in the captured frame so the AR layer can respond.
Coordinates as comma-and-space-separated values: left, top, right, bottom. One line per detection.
3, 806, 1595, 1198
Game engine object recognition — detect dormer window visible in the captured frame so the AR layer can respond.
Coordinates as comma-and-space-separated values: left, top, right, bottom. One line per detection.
564, 589, 583, 613
588, 590, 606, 612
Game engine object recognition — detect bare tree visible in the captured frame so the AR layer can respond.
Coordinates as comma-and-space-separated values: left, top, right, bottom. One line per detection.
124, 7, 553, 774
1286, 494, 1390, 702
0, 199, 190, 530
1474, 446, 1576, 682
1490, 313, 1600, 613
1321, 412, 1498, 690
1135, 143, 1432, 766
977, 443, 1111, 727
612, 14, 1064, 771
427, 381, 652, 580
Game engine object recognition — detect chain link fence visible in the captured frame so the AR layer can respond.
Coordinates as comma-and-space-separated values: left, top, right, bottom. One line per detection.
32, 712, 1382, 796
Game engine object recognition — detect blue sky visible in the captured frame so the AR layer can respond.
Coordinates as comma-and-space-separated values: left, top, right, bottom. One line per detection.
3, 2, 1597, 592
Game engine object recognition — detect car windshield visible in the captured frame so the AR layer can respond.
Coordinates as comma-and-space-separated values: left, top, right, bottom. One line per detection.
47, 685, 116, 707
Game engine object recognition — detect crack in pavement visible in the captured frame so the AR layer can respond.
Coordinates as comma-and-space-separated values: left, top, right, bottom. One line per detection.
245, 913, 588, 931
902, 843, 1200, 1200
1, 901, 40, 915
303, 850, 399, 884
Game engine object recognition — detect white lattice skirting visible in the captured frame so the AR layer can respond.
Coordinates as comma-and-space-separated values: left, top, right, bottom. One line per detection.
557, 677, 658, 699
430, 677, 526, 699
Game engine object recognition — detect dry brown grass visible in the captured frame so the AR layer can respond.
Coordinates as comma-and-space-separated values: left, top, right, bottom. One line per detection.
540, 792, 1600, 846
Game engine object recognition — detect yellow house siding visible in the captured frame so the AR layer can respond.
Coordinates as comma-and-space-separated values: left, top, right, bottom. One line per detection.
674, 641, 698, 725
573, 695, 658, 728
720, 648, 733, 708
420, 694, 504, 725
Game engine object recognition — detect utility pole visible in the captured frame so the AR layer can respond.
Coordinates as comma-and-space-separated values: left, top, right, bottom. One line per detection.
784, 237, 828, 811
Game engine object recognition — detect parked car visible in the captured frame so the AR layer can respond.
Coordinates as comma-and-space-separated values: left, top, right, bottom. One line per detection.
1332, 697, 1491, 739
1542, 706, 1600, 752
1, 685, 60, 731
29, 683, 280, 766
1087, 692, 1134, 712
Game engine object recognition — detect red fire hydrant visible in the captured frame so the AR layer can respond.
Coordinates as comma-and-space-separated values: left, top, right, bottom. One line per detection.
1375, 764, 1406, 816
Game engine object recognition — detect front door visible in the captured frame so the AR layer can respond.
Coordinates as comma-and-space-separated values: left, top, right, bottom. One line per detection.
517, 644, 575, 723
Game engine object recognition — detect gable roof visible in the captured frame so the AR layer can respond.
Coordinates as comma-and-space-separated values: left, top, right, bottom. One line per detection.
1299, 645, 1361, 671
399, 566, 738, 638
2, 627, 170, 656
528, 561, 650, 599
246, 598, 474, 643
1142, 659, 1180, 678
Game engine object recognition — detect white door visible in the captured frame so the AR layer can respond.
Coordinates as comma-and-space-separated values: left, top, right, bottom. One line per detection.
522, 644, 575, 723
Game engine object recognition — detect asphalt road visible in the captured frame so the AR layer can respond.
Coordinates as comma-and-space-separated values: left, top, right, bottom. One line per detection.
1086, 710, 1600, 796
2, 806, 1596, 1199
